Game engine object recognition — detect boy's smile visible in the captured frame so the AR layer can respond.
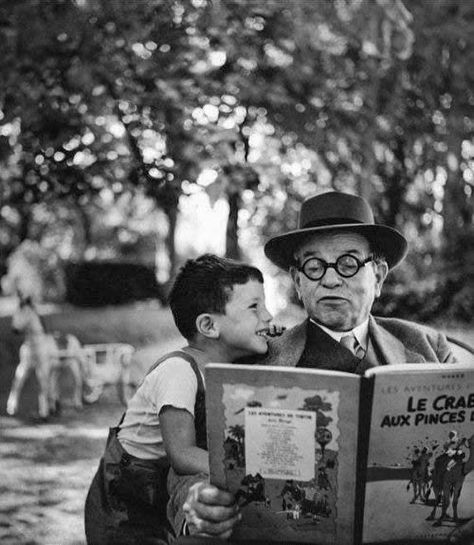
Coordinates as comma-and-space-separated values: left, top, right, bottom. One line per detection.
214, 279, 272, 361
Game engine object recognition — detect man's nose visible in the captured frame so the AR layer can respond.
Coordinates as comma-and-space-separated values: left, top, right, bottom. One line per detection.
320, 266, 342, 287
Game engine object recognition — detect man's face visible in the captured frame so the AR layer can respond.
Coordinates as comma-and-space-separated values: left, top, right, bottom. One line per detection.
291, 231, 388, 331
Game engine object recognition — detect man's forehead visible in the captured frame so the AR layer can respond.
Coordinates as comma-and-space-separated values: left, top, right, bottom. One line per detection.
295, 230, 370, 256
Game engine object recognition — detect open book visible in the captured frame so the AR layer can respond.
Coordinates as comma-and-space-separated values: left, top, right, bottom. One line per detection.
205, 362, 474, 545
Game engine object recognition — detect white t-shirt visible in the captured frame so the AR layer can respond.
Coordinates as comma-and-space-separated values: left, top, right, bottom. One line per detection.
117, 356, 203, 459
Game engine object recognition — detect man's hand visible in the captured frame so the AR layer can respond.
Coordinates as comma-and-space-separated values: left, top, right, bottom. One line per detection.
183, 482, 241, 539
266, 324, 286, 337
449, 518, 474, 545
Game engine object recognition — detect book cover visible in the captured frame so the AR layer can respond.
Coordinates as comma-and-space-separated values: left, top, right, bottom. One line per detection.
362, 362, 474, 543
205, 363, 362, 545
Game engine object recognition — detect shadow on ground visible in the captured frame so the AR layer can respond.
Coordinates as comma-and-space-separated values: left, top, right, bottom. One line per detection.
0, 391, 124, 545
0, 337, 183, 545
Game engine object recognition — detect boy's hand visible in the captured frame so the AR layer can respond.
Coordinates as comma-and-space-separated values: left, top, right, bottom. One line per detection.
266, 324, 286, 337
183, 482, 241, 538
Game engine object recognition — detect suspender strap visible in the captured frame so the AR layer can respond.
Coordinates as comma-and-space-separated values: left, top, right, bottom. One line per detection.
116, 350, 204, 428
146, 350, 204, 392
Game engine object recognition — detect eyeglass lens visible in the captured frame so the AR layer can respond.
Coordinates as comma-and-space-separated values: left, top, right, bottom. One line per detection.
302, 254, 367, 280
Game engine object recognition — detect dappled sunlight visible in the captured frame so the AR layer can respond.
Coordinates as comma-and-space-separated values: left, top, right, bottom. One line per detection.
0, 296, 16, 316
0, 421, 109, 442
0, 457, 96, 545
0, 2, 473, 543
176, 192, 227, 256
0, 396, 124, 544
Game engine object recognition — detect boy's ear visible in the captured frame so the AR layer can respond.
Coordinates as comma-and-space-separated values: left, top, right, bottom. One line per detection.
195, 313, 219, 339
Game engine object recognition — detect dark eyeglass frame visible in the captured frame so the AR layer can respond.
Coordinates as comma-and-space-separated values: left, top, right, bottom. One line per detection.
296, 254, 374, 281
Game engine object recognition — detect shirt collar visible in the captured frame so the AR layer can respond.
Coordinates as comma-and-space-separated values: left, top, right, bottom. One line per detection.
310, 318, 369, 349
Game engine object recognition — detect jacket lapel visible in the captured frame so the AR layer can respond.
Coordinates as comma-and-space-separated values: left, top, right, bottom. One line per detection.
265, 321, 307, 367
369, 316, 425, 365
267, 315, 429, 370
299, 321, 360, 372
266, 320, 360, 372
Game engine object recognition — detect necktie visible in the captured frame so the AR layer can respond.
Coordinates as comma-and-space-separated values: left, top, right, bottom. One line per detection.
340, 333, 365, 359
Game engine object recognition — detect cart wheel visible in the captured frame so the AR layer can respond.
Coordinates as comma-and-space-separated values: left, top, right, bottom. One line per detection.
82, 382, 103, 404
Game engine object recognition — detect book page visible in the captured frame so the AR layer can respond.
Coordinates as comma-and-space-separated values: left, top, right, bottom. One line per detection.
206, 364, 361, 545
245, 407, 316, 480
363, 363, 474, 543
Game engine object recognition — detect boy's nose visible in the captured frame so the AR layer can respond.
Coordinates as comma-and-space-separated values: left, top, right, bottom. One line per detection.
261, 307, 272, 323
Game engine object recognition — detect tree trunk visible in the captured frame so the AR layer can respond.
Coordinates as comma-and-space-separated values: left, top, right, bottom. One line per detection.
442, 134, 465, 254
18, 203, 31, 242
74, 203, 91, 258
383, 137, 406, 228
164, 204, 178, 280
225, 191, 241, 260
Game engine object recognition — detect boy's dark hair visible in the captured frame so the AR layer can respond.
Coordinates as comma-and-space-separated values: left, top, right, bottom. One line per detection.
168, 254, 264, 340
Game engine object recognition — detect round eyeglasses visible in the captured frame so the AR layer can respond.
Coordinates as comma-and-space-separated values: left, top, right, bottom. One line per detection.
296, 254, 374, 281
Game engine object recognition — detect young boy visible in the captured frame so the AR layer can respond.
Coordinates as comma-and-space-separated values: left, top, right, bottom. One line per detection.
84, 254, 273, 545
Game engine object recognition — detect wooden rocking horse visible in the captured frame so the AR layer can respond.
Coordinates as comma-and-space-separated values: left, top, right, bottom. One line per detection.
6, 294, 86, 420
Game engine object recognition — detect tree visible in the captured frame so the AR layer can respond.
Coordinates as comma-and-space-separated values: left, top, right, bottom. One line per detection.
0, 0, 210, 277
1, 0, 472, 318
228, 424, 246, 466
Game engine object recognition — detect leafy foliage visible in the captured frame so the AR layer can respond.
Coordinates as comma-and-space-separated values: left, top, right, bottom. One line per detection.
0, 0, 472, 319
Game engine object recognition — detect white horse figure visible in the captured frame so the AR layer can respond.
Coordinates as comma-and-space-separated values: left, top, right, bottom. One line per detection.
7, 295, 85, 419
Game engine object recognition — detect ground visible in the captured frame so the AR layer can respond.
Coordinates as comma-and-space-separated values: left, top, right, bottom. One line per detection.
0, 397, 122, 545
0, 296, 183, 545
0, 298, 472, 545
0, 340, 183, 545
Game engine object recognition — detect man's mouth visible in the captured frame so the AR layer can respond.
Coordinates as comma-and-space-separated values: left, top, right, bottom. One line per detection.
319, 296, 347, 303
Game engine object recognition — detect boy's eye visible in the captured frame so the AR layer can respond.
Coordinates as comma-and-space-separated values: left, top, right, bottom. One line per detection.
249, 303, 258, 310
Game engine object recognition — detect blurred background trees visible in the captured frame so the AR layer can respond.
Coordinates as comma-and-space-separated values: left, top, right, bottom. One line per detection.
0, 0, 472, 321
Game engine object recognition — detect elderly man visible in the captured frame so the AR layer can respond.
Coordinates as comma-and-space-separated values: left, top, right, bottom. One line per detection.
169, 192, 470, 543
262, 191, 452, 371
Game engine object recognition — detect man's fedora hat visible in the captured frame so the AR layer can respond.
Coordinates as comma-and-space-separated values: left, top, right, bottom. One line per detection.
264, 191, 408, 271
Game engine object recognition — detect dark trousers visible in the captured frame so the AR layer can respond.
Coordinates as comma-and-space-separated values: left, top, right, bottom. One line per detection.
84, 427, 173, 545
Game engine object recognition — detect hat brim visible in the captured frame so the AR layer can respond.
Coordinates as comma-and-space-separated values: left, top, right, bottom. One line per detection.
264, 223, 408, 271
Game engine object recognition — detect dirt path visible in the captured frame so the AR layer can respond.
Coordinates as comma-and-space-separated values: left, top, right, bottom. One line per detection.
0, 339, 183, 545
0, 393, 123, 545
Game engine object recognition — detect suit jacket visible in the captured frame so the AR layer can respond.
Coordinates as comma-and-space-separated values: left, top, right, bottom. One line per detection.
261, 315, 455, 369
167, 316, 454, 536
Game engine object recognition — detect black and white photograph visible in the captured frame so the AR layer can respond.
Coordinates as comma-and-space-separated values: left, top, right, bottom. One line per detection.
0, 1, 473, 544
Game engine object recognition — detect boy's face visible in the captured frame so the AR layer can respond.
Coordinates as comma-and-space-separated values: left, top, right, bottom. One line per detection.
214, 279, 272, 361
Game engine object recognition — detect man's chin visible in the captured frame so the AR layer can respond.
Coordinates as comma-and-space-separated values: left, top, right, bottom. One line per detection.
314, 316, 353, 332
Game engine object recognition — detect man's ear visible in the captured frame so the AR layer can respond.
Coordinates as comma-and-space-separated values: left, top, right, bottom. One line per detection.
195, 313, 219, 339
290, 266, 302, 301
374, 260, 389, 298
